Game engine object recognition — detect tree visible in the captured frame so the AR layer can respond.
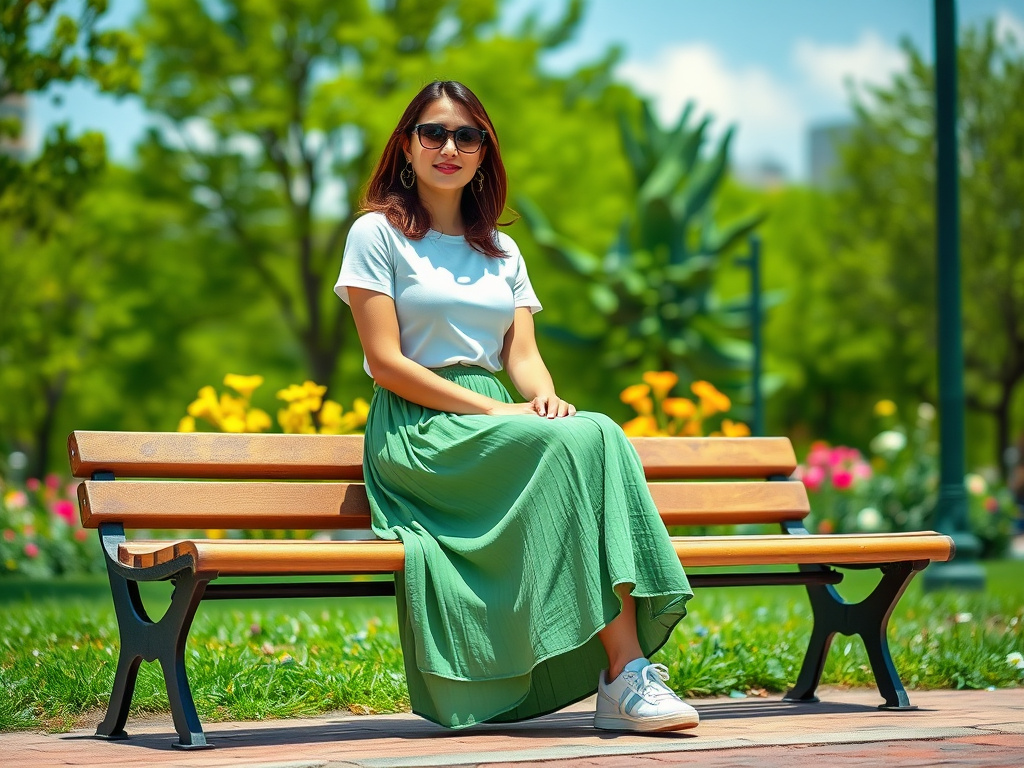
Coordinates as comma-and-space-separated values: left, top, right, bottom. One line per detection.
832, 22, 1024, 474
519, 100, 766, 409
0, 0, 139, 475
132, 0, 623, 396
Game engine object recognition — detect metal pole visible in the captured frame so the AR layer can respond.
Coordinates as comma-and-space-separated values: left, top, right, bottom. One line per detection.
923, 0, 985, 590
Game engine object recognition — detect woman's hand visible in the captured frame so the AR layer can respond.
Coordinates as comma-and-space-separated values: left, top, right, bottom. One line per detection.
531, 394, 577, 419
486, 396, 576, 418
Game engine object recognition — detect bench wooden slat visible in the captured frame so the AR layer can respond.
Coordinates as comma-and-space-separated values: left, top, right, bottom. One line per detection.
81, 479, 810, 529
117, 531, 954, 574
69, 431, 797, 480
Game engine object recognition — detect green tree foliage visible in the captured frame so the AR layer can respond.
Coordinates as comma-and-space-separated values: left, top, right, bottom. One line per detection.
0, 0, 138, 230
131, 0, 630, 399
520, 101, 765, 407
732, 23, 1024, 468
832, 22, 1024, 472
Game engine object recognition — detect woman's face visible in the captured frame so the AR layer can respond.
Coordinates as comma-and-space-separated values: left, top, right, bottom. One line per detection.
403, 96, 487, 196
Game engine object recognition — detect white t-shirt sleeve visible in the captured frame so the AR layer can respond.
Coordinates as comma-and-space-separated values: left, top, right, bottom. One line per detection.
501, 234, 542, 314
334, 213, 395, 304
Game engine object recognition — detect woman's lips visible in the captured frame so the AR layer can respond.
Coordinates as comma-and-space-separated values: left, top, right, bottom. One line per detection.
434, 164, 461, 175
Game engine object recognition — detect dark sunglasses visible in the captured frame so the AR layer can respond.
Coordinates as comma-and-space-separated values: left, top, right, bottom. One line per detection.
412, 123, 487, 154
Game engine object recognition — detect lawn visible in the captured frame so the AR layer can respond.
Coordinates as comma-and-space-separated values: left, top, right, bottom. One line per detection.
1, 561, 1022, 733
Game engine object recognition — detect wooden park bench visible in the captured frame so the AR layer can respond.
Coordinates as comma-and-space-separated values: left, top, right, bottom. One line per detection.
68, 430, 955, 749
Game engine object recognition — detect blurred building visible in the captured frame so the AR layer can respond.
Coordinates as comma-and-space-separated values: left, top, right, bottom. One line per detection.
808, 121, 853, 189
734, 157, 789, 190
0, 93, 30, 161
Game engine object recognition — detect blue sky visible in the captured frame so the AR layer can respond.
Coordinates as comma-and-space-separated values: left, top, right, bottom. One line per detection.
27, 0, 1024, 180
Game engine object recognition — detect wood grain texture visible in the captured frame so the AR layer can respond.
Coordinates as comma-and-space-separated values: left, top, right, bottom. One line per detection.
68, 431, 796, 480
117, 531, 953, 574
80, 479, 810, 529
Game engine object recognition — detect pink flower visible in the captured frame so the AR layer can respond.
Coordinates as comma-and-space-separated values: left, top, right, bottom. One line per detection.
25, 478, 40, 492
984, 497, 1000, 513
2, 529, 14, 542
65, 482, 81, 500
828, 448, 846, 467
24, 542, 39, 558
23, 525, 35, 537
832, 470, 853, 490
52, 500, 76, 524
807, 446, 831, 468
44, 473, 61, 490
803, 465, 826, 492
853, 461, 873, 480
74, 529, 89, 542
791, 465, 805, 481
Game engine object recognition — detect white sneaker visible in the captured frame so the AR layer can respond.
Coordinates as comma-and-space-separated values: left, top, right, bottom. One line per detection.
594, 657, 699, 732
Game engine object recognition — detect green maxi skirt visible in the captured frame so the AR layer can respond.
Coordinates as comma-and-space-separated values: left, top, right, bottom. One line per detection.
363, 364, 693, 728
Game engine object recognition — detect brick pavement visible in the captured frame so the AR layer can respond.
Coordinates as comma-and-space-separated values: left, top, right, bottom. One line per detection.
2, 687, 1021, 767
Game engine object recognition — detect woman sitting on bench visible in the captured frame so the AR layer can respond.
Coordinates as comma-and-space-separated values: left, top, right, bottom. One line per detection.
335, 80, 698, 733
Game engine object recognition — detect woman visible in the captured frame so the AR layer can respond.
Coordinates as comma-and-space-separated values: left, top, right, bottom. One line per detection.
334, 80, 697, 732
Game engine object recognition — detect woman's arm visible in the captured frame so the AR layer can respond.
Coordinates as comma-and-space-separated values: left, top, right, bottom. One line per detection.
501, 307, 576, 418
348, 287, 541, 416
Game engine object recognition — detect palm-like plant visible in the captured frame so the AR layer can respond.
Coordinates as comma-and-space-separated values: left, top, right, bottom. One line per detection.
521, 101, 769, 395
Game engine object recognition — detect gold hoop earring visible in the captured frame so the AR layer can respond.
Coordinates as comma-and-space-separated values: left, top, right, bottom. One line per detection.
401, 161, 416, 190
473, 168, 485, 193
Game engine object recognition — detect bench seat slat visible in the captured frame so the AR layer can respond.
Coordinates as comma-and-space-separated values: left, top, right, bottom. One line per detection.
69, 431, 797, 480
118, 532, 954, 574
81, 479, 810, 529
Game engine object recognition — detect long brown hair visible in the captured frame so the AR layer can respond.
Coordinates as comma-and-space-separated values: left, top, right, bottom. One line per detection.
361, 81, 512, 258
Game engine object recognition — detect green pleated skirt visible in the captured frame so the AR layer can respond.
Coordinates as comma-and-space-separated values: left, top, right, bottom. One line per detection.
362, 364, 693, 728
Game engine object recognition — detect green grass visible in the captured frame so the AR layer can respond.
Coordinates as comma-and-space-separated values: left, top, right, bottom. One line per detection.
1, 563, 1022, 733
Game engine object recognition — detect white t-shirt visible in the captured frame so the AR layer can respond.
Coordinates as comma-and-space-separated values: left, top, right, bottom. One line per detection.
334, 212, 543, 377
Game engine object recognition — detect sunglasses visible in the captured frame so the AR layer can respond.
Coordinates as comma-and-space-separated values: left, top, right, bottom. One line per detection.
412, 123, 487, 154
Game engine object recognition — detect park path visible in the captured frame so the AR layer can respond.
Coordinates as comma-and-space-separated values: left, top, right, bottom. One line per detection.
3, 687, 1022, 767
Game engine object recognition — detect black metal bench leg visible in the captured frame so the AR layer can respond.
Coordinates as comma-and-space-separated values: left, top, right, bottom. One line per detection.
857, 561, 921, 709
784, 561, 924, 709
159, 571, 213, 750
96, 560, 213, 748
96, 567, 149, 740
783, 622, 836, 703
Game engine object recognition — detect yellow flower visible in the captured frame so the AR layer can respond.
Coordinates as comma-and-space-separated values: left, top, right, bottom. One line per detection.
691, 381, 731, 417
177, 415, 196, 433
717, 419, 752, 437
219, 393, 247, 420
622, 416, 659, 437
642, 371, 679, 400
874, 399, 897, 417
680, 419, 703, 436
187, 385, 222, 424
352, 397, 370, 420
221, 414, 247, 433
205, 529, 227, 539
319, 400, 345, 429
278, 406, 315, 434
245, 408, 272, 432
662, 397, 696, 420
634, 396, 654, 416
620, 383, 651, 406
223, 374, 264, 400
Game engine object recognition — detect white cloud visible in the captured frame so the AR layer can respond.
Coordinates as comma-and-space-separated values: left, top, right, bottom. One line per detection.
617, 43, 803, 174
996, 8, 1024, 46
793, 30, 906, 104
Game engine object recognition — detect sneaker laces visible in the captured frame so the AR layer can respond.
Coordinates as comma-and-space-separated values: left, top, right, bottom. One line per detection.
638, 663, 677, 700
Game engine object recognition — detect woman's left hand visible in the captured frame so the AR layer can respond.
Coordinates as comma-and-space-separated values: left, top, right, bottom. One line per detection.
531, 395, 577, 419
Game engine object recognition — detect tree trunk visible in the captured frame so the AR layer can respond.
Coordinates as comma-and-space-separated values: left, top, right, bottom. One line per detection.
30, 370, 68, 480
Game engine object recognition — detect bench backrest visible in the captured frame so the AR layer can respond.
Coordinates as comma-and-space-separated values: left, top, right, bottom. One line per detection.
69, 431, 807, 531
